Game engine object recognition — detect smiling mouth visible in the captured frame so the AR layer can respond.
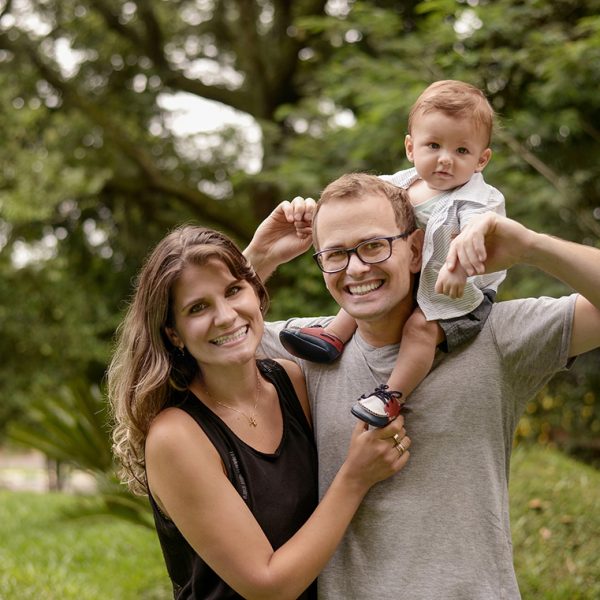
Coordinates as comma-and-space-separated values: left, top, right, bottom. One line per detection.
211, 325, 249, 346
346, 281, 383, 296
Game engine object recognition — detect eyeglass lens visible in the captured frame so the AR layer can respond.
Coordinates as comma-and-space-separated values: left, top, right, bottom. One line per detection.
318, 238, 391, 272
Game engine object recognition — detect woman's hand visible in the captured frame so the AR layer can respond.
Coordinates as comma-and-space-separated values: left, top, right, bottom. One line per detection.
341, 417, 411, 491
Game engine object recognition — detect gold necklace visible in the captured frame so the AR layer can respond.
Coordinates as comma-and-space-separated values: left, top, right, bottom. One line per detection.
203, 370, 262, 427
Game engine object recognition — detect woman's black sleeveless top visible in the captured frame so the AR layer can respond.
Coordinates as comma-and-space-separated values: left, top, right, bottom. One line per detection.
148, 359, 318, 599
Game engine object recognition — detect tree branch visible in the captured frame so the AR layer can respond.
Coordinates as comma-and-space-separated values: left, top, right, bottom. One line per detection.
494, 128, 568, 195
0, 0, 14, 20
136, 3, 167, 67
1, 31, 254, 240
90, 0, 146, 48
580, 119, 600, 144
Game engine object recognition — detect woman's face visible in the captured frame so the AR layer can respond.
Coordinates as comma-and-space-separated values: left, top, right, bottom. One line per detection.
166, 258, 264, 370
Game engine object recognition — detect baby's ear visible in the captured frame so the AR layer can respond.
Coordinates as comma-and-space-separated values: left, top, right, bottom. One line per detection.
476, 148, 492, 172
404, 134, 415, 163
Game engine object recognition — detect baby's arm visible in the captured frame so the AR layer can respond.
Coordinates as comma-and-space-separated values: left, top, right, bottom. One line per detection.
436, 186, 506, 298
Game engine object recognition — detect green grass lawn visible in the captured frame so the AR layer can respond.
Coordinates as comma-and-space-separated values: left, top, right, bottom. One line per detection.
509, 444, 600, 599
0, 444, 598, 599
0, 491, 171, 599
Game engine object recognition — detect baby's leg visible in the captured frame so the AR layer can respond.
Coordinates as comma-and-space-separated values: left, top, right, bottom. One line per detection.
279, 309, 355, 363
387, 307, 444, 397
351, 308, 444, 427
323, 309, 356, 343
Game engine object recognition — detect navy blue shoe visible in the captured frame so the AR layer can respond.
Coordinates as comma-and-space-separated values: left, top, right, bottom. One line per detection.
279, 326, 345, 363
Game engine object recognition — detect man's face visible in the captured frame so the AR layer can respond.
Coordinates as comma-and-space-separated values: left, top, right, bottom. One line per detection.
315, 193, 421, 325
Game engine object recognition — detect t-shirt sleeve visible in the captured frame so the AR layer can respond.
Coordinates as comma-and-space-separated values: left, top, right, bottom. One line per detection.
488, 294, 577, 412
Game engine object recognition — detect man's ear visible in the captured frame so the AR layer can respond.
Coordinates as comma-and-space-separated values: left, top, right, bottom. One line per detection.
405, 134, 415, 163
476, 148, 492, 172
164, 326, 182, 349
408, 228, 424, 274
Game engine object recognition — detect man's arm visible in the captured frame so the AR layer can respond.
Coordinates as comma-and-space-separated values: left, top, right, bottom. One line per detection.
243, 197, 316, 280
445, 213, 600, 357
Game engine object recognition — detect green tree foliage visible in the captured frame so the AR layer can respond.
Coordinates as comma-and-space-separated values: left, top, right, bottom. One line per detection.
270, 0, 600, 451
0, 0, 331, 433
0, 1, 598, 457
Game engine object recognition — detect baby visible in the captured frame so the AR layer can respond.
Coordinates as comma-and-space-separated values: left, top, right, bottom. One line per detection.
281, 80, 506, 427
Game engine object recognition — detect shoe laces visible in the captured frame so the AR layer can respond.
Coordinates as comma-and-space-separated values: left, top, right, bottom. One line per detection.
361, 384, 403, 406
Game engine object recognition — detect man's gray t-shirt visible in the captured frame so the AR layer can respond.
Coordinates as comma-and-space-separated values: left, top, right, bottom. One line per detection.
260, 295, 576, 600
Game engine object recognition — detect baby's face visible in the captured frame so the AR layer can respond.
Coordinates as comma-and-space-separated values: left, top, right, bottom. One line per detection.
405, 111, 491, 192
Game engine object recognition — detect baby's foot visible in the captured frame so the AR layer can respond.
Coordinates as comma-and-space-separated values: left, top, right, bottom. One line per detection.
351, 385, 403, 427
279, 326, 344, 363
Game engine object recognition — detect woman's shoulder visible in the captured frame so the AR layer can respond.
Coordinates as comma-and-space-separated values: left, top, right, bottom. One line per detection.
146, 405, 216, 461
261, 357, 302, 383
263, 359, 311, 427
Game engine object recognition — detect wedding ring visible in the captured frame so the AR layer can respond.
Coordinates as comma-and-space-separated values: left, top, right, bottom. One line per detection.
394, 443, 405, 456
392, 433, 401, 445
397, 439, 407, 453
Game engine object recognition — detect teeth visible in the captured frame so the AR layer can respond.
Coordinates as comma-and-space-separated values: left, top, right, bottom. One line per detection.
348, 281, 382, 295
212, 326, 247, 346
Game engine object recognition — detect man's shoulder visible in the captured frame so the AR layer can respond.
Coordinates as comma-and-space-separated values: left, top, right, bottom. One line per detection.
487, 295, 576, 340
490, 294, 574, 314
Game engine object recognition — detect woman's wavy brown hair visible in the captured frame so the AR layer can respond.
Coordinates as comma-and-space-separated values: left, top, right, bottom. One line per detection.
107, 225, 269, 495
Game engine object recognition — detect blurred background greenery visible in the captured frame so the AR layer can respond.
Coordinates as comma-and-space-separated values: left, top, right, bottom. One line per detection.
0, 0, 598, 596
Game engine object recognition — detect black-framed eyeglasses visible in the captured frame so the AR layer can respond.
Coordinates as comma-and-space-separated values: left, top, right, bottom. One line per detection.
313, 231, 414, 274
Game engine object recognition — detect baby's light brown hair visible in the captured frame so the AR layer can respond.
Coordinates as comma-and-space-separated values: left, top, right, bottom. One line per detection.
408, 80, 495, 146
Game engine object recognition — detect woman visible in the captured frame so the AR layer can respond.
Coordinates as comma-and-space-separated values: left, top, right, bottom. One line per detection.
108, 225, 411, 599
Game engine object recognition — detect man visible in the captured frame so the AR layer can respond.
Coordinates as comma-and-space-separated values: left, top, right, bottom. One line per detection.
244, 173, 600, 599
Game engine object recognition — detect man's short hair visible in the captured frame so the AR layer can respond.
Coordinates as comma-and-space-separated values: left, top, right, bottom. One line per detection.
313, 173, 417, 250
408, 80, 495, 146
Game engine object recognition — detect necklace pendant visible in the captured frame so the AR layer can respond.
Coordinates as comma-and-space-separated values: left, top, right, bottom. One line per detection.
249, 416, 257, 427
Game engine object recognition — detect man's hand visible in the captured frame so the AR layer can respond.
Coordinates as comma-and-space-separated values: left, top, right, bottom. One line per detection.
445, 213, 535, 276
446, 213, 600, 358
244, 197, 317, 280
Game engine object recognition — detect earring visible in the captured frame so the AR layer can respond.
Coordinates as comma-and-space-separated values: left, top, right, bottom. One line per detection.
176, 346, 185, 358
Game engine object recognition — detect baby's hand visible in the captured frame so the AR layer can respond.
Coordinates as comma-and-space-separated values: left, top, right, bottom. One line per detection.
435, 262, 467, 299
280, 196, 316, 240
